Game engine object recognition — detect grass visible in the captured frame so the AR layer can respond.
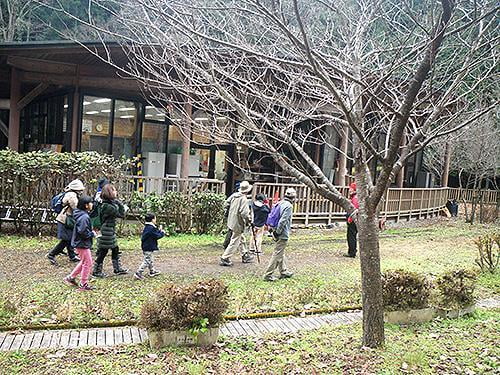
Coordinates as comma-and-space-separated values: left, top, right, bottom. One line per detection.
0, 219, 498, 329
0, 309, 498, 374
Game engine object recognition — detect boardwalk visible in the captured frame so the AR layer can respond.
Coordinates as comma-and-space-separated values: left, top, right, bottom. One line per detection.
0, 310, 362, 352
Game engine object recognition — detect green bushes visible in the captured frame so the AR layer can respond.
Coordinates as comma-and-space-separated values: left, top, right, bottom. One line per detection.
382, 268, 477, 311
128, 191, 225, 235
139, 279, 228, 331
382, 270, 431, 311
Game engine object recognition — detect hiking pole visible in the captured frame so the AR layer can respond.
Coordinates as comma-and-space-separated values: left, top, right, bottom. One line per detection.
251, 225, 260, 263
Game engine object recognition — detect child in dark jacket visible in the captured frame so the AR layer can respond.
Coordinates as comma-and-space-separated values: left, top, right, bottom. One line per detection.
64, 196, 99, 291
134, 213, 165, 280
250, 193, 270, 254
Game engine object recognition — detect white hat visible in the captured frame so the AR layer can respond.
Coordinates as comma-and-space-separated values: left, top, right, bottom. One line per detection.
239, 180, 253, 194
66, 179, 85, 192
285, 187, 297, 198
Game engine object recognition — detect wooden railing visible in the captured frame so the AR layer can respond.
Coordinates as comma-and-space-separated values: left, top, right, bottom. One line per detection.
447, 188, 499, 205
253, 183, 450, 225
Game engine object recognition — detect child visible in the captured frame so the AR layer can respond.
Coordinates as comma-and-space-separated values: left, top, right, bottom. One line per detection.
64, 196, 99, 291
134, 213, 165, 280
249, 193, 270, 254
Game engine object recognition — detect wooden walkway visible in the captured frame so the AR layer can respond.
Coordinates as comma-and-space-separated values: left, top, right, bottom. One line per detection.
0, 310, 362, 352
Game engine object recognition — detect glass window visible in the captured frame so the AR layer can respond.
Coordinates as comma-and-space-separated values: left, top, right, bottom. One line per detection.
80, 96, 111, 154
112, 100, 138, 159
142, 121, 167, 154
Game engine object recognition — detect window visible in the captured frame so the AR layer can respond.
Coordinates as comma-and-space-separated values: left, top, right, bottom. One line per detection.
113, 100, 138, 159
80, 96, 112, 154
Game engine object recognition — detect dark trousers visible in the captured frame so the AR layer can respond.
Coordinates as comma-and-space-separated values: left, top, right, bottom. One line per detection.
95, 246, 120, 264
223, 229, 233, 249
347, 222, 358, 256
48, 240, 77, 259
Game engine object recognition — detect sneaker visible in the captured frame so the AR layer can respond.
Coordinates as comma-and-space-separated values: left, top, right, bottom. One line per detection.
279, 272, 293, 279
149, 270, 161, 277
46, 253, 57, 266
242, 254, 254, 264
263, 276, 278, 282
63, 275, 78, 287
134, 272, 144, 280
219, 258, 233, 267
113, 269, 129, 275
69, 256, 80, 263
78, 283, 94, 291
342, 253, 356, 258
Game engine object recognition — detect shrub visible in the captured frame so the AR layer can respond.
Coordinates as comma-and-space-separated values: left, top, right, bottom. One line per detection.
382, 270, 431, 311
474, 233, 499, 273
191, 192, 226, 234
435, 269, 477, 309
140, 279, 228, 332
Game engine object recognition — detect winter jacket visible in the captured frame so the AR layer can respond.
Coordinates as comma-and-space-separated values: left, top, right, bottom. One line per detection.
141, 223, 165, 252
71, 208, 95, 249
274, 198, 293, 240
252, 201, 270, 227
96, 199, 125, 249
55, 191, 79, 224
347, 194, 359, 224
226, 192, 252, 234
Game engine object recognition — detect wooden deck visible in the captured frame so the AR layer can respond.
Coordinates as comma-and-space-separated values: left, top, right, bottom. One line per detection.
0, 310, 362, 352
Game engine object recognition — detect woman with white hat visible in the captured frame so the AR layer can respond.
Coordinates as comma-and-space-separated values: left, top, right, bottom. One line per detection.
46, 179, 85, 265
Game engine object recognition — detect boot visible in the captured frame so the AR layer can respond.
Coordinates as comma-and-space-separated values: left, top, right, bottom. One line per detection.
112, 259, 128, 275
242, 253, 254, 264
92, 262, 107, 278
68, 248, 80, 262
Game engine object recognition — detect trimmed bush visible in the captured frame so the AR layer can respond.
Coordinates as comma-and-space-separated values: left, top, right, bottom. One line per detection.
191, 192, 226, 234
435, 269, 477, 309
474, 233, 499, 273
382, 270, 431, 311
140, 279, 228, 332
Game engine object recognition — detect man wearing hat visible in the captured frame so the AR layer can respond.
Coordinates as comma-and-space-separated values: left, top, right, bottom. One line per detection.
344, 182, 359, 258
263, 187, 296, 281
220, 181, 254, 266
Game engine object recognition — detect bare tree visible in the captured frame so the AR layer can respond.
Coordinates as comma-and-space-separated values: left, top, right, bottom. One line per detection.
43, 0, 499, 347
0, 0, 40, 41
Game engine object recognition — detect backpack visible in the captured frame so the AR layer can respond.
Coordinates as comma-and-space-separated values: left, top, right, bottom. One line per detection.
266, 202, 282, 228
89, 201, 103, 229
50, 192, 66, 214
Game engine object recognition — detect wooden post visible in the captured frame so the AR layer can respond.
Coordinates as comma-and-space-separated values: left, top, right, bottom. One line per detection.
305, 186, 311, 226
71, 89, 80, 151
409, 189, 415, 220
180, 102, 192, 180
335, 126, 349, 186
441, 142, 451, 187
8, 68, 21, 151
396, 189, 403, 222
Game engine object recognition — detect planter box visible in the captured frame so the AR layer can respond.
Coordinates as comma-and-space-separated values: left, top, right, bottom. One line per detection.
384, 307, 435, 324
148, 327, 219, 349
434, 305, 475, 319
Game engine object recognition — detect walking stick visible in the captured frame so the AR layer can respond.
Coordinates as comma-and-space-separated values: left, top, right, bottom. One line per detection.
251, 225, 260, 263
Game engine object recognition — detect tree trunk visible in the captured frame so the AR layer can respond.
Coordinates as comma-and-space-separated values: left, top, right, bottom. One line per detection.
335, 126, 349, 186
357, 206, 385, 347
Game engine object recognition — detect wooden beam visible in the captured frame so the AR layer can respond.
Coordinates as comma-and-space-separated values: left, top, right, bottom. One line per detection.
8, 55, 76, 75
8, 68, 20, 151
17, 83, 50, 110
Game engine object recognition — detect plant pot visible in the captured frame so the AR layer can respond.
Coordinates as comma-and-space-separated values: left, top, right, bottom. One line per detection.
384, 307, 435, 324
148, 327, 219, 349
434, 304, 475, 319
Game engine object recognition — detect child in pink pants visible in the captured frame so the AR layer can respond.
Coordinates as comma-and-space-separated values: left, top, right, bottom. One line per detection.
64, 195, 99, 291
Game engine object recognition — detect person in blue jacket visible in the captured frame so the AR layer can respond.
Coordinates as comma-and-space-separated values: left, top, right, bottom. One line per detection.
134, 213, 165, 280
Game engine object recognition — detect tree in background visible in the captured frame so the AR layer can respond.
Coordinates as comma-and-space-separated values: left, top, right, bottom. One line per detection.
43, 0, 499, 347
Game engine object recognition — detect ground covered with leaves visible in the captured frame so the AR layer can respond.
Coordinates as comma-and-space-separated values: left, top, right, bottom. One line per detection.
0, 309, 498, 374
0, 218, 498, 329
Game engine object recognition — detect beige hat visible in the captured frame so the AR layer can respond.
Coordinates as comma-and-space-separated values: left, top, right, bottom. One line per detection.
285, 187, 297, 198
239, 180, 253, 194
66, 179, 85, 192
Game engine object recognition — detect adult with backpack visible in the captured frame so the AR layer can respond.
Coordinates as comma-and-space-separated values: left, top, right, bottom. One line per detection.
249, 193, 270, 255
220, 181, 254, 266
92, 183, 128, 277
263, 187, 296, 281
46, 179, 86, 265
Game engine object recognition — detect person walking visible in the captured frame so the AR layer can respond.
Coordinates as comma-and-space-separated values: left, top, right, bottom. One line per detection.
344, 182, 359, 258
46, 179, 85, 265
263, 187, 296, 281
222, 182, 241, 249
63, 195, 99, 291
220, 181, 254, 266
249, 193, 270, 254
92, 183, 128, 277
134, 213, 165, 280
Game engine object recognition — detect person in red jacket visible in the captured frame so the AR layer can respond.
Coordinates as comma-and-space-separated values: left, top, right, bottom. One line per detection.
344, 182, 359, 258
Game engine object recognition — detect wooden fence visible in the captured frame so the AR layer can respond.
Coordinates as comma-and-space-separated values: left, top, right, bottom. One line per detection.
447, 188, 499, 205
